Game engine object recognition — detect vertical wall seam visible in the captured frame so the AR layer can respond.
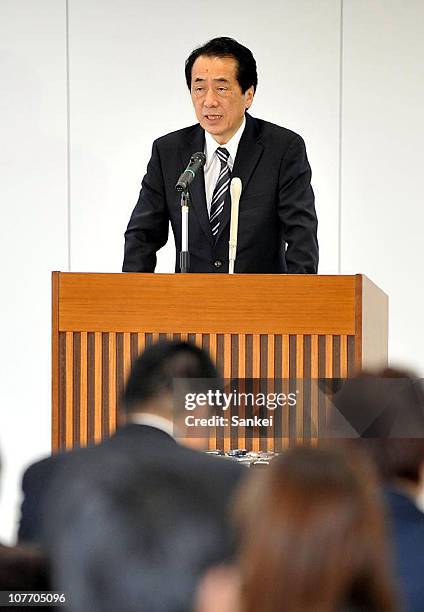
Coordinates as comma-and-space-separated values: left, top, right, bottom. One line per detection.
338, 0, 344, 274
65, 0, 71, 271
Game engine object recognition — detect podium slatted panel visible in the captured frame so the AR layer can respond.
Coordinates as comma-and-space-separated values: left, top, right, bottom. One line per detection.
295, 335, 304, 443
238, 335, 246, 451
56, 331, 356, 452
311, 335, 319, 442
208, 335, 217, 451
94, 332, 102, 444
324, 335, 333, 436
123, 333, 131, 391
267, 335, 275, 452
137, 333, 146, 354
108, 333, 116, 435
223, 334, 232, 452
65, 332, 73, 449
251, 335, 260, 452
80, 332, 88, 447
280, 335, 290, 451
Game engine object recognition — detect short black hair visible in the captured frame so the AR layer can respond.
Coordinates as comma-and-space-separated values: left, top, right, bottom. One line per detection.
49, 458, 234, 612
122, 340, 220, 414
185, 36, 258, 94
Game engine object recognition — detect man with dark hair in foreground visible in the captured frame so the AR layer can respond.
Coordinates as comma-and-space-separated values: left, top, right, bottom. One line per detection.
18, 341, 244, 545
123, 36, 318, 274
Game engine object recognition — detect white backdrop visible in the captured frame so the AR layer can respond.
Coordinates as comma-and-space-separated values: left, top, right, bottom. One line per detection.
0, 0, 68, 542
1, 0, 423, 542
341, 0, 424, 370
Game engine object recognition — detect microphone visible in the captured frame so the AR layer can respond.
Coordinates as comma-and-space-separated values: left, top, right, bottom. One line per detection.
175, 152, 206, 192
229, 178, 242, 274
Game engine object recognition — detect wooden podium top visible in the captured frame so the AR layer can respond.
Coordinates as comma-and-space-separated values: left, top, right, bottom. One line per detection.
53, 273, 371, 335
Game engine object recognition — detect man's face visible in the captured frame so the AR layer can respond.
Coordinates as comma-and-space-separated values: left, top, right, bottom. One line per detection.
190, 55, 254, 145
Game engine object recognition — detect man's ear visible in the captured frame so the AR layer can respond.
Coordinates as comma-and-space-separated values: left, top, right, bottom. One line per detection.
194, 565, 240, 612
244, 86, 255, 110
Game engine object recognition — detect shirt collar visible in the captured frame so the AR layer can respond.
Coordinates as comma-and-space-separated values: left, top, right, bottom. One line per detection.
126, 413, 175, 439
204, 116, 246, 170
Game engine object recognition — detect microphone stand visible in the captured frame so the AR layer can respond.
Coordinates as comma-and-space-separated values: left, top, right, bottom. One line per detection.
179, 190, 190, 273
175, 151, 205, 273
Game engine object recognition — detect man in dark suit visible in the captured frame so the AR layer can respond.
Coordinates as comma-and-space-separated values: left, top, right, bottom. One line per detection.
18, 341, 244, 546
123, 37, 318, 274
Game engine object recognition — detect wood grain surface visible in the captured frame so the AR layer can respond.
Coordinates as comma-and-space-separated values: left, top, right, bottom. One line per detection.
51, 272, 388, 452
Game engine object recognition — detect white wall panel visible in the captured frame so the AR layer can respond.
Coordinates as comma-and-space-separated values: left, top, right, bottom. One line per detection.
341, 0, 424, 373
68, 0, 341, 273
0, 1, 68, 542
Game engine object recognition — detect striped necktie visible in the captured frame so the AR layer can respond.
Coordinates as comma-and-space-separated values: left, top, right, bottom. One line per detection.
210, 147, 231, 239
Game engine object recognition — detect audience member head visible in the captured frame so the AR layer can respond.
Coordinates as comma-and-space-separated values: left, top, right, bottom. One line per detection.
234, 446, 397, 612
121, 340, 220, 424
48, 455, 234, 612
334, 368, 424, 497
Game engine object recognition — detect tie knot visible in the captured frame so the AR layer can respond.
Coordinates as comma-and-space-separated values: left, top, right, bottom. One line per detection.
216, 147, 230, 164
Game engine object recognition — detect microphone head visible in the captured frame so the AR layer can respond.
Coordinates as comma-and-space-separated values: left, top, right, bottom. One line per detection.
190, 152, 206, 166
230, 177, 242, 201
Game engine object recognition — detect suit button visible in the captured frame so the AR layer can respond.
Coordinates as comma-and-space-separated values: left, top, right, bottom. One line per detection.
214, 260, 222, 268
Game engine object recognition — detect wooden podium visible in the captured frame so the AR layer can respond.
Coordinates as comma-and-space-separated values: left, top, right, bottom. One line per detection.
52, 273, 388, 453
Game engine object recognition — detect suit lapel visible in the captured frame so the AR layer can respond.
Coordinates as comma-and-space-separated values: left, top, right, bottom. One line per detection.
179, 127, 214, 244
215, 114, 264, 243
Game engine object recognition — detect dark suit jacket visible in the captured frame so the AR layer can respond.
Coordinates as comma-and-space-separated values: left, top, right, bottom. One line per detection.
385, 488, 424, 612
18, 424, 245, 546
123, 113, 318, 273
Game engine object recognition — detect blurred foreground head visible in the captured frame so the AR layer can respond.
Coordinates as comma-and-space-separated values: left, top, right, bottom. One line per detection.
49, 456, 234, 612
122, 340, 220, 419
235, 446, 397, 612
333, 368, 424, 488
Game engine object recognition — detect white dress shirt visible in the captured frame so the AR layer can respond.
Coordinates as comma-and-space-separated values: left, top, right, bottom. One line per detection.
204, 117, 246, 215
127, 413, 175, 438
